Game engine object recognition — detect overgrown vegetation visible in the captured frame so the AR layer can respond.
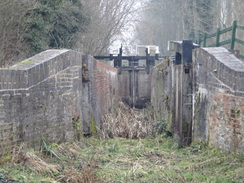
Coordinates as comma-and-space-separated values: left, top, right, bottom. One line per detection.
0, 0, 88, 67
0, 136, 243, 183
25, 0, 88, 53
101, 102, 171, 139
0, 104, 242, 182
0, 105, 242, 182
0, 0, 139, 67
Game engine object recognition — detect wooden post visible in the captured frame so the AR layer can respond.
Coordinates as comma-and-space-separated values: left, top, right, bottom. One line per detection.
198, 37, 201, 47
230, 20, 237, 50
215, 28, 220, 47
203, 33, 207, 47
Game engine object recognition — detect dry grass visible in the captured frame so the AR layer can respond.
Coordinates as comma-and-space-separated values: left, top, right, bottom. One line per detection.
1, 103, 242, 182
6, 141, 104, 183
11, 143, 59, 176
56, 163, 101, 183
0, 137, 243, 183
101, 102, 157, 139
54, 142, 81, 158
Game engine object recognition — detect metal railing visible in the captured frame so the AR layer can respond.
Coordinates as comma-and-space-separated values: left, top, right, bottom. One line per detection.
195, 20, 244, 60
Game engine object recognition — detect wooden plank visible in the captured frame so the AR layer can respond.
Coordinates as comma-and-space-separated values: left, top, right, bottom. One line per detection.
207, 43, 216, 47
237, 25, 244, 30
206, 33, 216, 38
219, 39, 231, 46
219, 26, 232, 34
235, 38, 244, 45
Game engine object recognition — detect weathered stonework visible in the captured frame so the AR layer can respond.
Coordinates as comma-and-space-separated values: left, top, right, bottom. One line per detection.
0, 49, 83, 156
151, 46, 244, 152
1, 46, 242, 155
0, 50, 119, 156
82, 55, 119, 135
193, 47, 244, 152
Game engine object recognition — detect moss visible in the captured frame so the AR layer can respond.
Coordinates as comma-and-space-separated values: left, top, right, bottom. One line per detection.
72, 121, 81, 130
50, 143, 58, 148
183, 122, 189, 133
231, 108, 240, 115
155, 61, 168, 71
72, 119, 82, 141
20, 59, 33, 64
166, 94, 170, 101
8, 67, 18, 70
166, 113, 173, 132
90, 115, 97, 137
212, 105, 217, 110
2, 155, 12, 163
198, 91, 201, 99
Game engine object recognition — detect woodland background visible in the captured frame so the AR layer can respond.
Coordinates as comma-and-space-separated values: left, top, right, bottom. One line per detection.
0, 0, 243, 67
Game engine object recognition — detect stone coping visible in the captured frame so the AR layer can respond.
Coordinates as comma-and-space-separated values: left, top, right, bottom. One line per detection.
0, 49, 82, 90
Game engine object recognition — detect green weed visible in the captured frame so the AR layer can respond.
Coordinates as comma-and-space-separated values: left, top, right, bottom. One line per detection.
0, 137, 243, 183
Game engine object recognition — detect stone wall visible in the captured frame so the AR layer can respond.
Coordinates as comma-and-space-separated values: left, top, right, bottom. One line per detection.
193, 47, 244, 152
82, 55, 118, 135
151, 46, 244, 151
0, 49, 83, 156
1, 46, 242, 155
0, 50, 119, 156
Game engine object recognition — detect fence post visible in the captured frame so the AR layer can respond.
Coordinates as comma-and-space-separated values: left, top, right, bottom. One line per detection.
230, 20, 237, 49
215, 28, 220, 47
203, 33, 207, 47
198, 37, 201, 47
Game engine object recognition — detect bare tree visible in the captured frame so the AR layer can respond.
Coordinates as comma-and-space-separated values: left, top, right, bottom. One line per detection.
79, 0, 141, 56
134, 0, 186, 55
135, 0, 218, 55
0, 0, 142, 65
216, 0, 244, 52
0, 0, 35, 66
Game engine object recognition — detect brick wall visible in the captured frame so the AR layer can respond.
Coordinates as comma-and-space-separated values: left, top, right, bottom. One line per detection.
0, 50, 119, 156
81, 55, 118, 135
0, 49, 83, 156
193, 47, 244, 152
1, 46, 241, 155
145, 47, 244, 151
95, 60, 119, 115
